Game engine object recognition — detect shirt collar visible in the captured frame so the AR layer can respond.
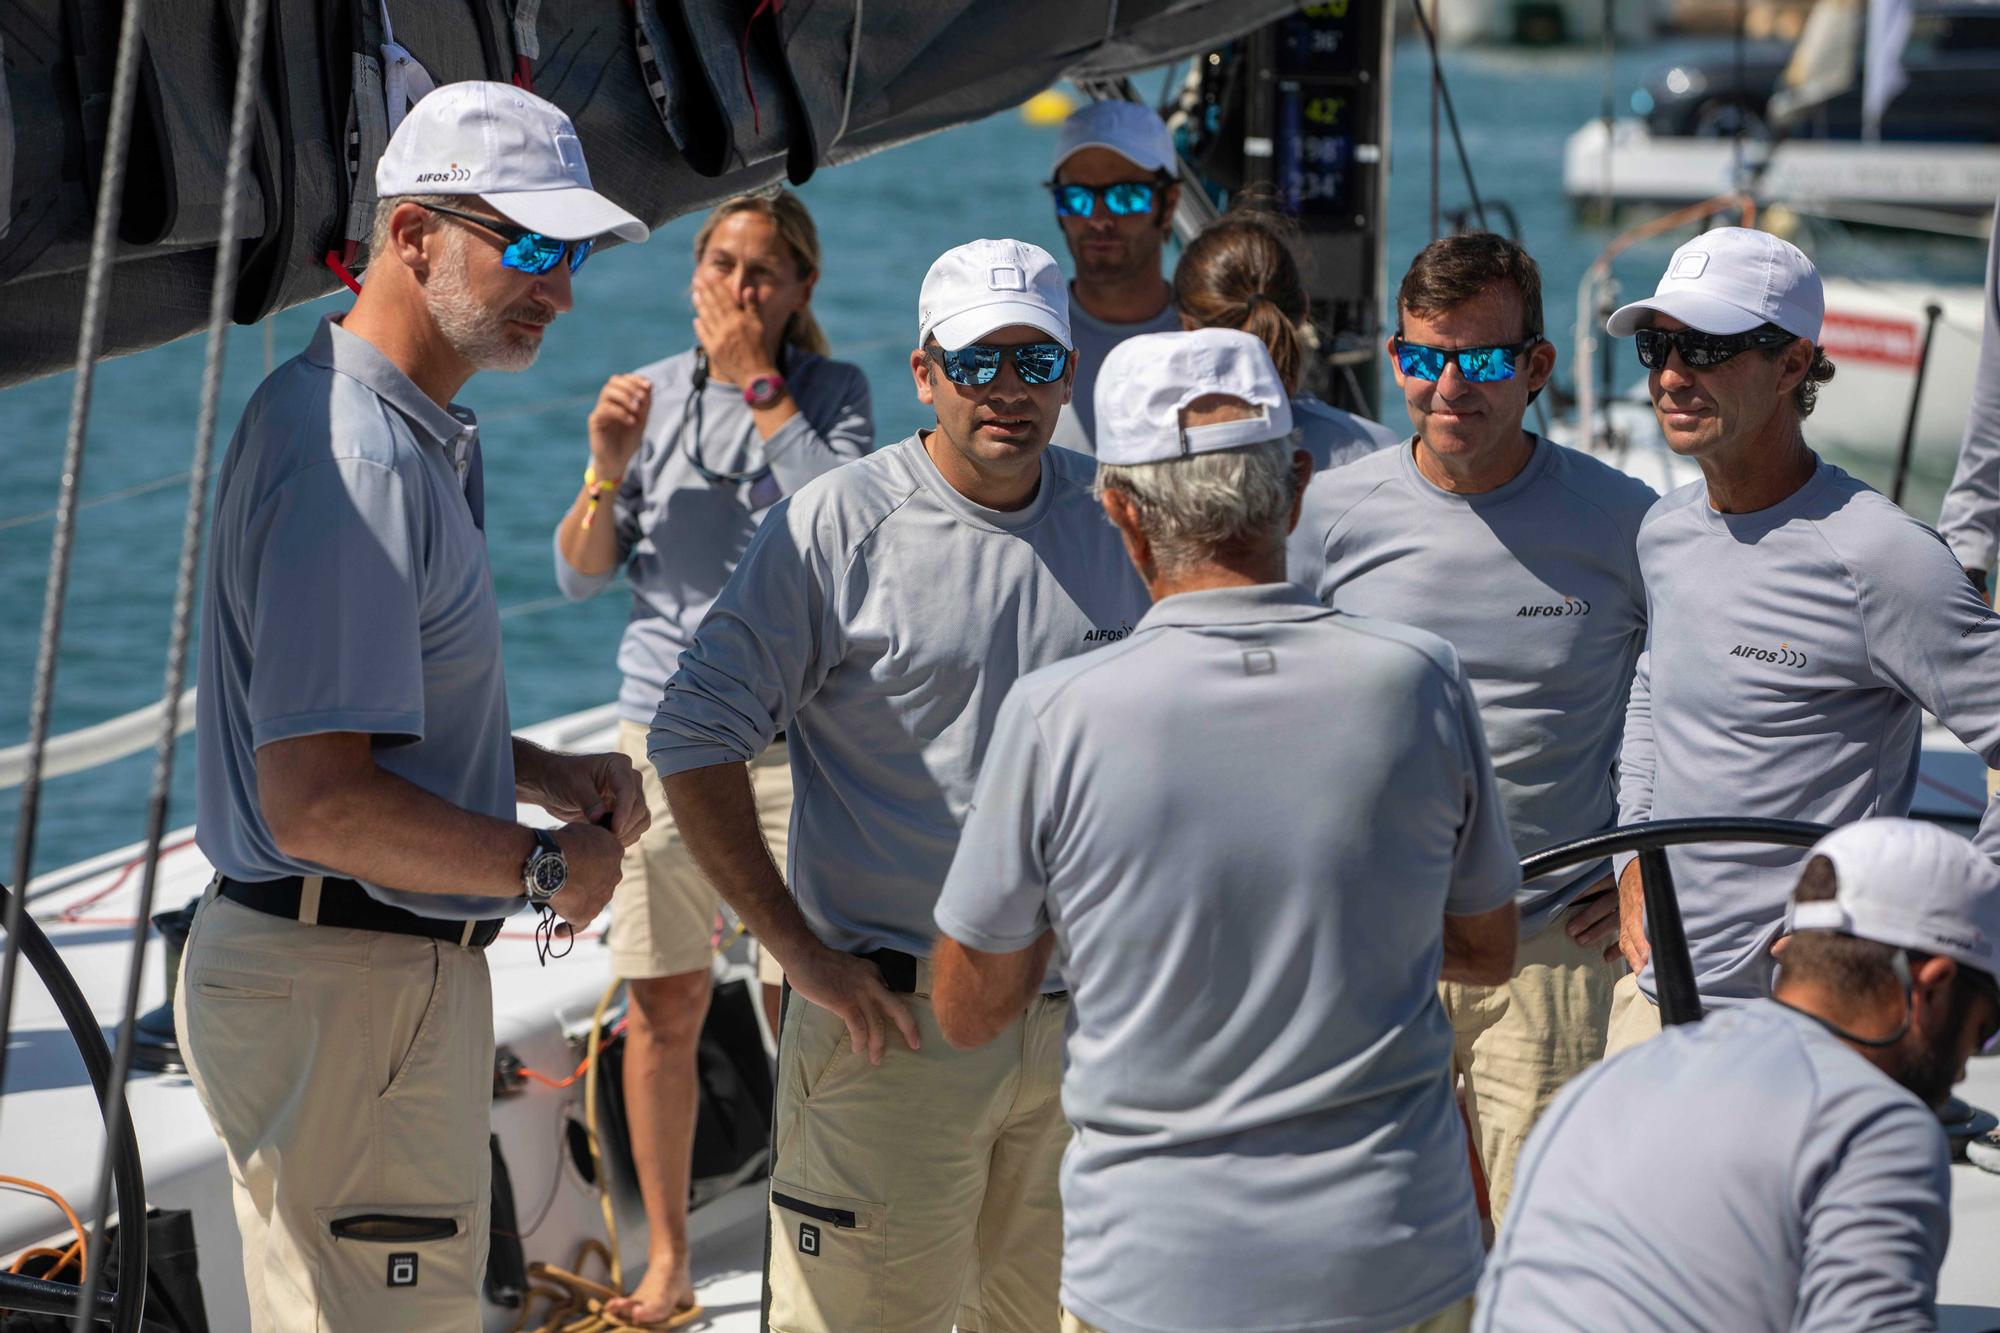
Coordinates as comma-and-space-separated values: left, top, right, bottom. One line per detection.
305, 316, 478, 453
1135, 581, 1331, 632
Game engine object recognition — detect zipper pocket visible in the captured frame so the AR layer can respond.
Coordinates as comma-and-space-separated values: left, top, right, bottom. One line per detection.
328, 1214, 459, 1243
770, 1191, 856, 1228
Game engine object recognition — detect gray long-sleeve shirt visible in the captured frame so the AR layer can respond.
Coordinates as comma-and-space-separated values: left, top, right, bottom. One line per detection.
1299, 439, 1657, 936
1620, 458, 2000, 1003
1938, 196, 2000, 571
553, 348, 872, 723
648, 434, 1151, 957
1476, 1001, 1951, 1333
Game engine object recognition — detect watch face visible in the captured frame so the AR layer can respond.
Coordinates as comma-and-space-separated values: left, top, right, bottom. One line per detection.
531, 856, 565, 896
747, 374, 784, 408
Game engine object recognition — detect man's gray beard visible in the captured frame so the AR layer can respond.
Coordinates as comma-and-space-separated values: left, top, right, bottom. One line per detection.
427, 231, 545, 373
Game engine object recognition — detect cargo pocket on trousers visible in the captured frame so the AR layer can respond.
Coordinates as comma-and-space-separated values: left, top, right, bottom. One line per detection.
313, 1203, 479, 1332
767, 1181, 884, 1332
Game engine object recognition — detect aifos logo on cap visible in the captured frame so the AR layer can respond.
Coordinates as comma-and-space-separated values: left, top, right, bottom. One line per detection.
415, 163, 473, 184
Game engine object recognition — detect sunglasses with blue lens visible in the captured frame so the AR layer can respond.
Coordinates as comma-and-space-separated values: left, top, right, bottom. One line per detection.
421, 203, 594, 276
1047, 179, 1163, 219
1393, 335, 1543, 383
930, 342, 1071, 387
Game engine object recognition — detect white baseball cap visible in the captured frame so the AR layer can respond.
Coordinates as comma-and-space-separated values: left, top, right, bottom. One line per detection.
1606, 227, 1822, 341
918, 239, 1071, 351
376, 81, 648, 243
1094, 329, 1294, 466
1784, 819, 2000, 977
1051, 100, 1178, 178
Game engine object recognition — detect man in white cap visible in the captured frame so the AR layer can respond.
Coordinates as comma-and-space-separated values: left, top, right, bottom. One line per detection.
1295, 232, 1656, 1221
1478, 818, 2000, 1332
1045, 99, 1184, 453
649, 238, 1149, 1332
1603, 226, 2000, 1050
180, 81, 652, 1330
932, 327, 1522, 1333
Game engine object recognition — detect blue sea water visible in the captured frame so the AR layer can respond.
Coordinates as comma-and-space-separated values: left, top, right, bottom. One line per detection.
0, 37, 1984, 880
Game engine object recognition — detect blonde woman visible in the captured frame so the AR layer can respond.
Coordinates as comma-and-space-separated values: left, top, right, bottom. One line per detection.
554, 188, 871, 1327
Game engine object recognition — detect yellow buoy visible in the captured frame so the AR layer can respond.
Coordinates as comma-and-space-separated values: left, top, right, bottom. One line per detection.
1020, 87, 1078, 128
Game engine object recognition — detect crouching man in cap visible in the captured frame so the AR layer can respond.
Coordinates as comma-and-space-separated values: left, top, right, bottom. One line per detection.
1479, 818, 2000, 1332
931, 328, 1522, 1333
181, 82, 651, 1331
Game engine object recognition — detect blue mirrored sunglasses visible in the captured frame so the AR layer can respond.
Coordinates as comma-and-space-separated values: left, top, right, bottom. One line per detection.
1393, 335, 1542, 383
930, 342, 1071, 387
421, 203, 594, 276
1048, 180, 1160, 219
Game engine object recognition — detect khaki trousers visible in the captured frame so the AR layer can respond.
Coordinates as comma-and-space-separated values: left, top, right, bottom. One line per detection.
178, 891, 494, 1332
1439, 910, 1622, 1221
1061, 1294, 1474, 1333
610, 721, 792, 979
1603, 969, 1665, 1057
767, 966, 1068, 1333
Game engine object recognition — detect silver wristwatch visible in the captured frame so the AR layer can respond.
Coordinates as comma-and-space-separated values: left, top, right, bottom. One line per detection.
522, 829, 568, 904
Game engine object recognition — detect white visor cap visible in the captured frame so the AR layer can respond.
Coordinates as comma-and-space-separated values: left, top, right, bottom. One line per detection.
1052, 99, 1178, 177
1095, 328, 1294, 466
918, 239, 1071, 351
1784, 818, 2000, 977
376, 81, 648, 244
1606, 227, 1821, 341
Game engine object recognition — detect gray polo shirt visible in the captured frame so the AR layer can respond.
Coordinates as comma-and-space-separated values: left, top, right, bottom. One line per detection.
1298, 438, 1656, 936
649, 434, 1150, 957
934, 583, 1519, 1333
196, 317, 515, 920
1048, 291, 1182, 454
553, 348, 872, 723
1476, 1000, 1950, 1333
1621, 459, 2000, 1003
1939, 195, 2000, 571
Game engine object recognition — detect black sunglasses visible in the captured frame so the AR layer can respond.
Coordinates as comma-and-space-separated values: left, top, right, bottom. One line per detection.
420, 203, 594, 276
1634, 325, 1797, 371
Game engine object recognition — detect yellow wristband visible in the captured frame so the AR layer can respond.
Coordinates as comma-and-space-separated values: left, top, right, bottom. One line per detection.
581, 465, 621, 530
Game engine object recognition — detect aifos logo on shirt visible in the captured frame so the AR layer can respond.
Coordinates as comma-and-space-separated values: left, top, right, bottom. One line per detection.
1516, 597, 1590, 618
1730, 642, 1809, 669
1083, 621, 1133, 643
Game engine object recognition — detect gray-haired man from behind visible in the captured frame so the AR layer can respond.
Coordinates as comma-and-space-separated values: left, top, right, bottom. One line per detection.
932, 328, 1521, 1333
182, 82, 651, 1331
1479, 818, 2000, 1332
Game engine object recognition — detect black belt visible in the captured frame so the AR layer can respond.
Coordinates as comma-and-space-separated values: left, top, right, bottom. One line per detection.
219, 875, 506, 948
858, 947, 1068, 1001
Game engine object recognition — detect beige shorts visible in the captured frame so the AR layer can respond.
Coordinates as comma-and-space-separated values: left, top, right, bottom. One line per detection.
1604, 968, 1665, 1057
177, 890, 494, 1332
767, 964, 1068, 1333
1063, 1294, 1473, 1333
609, 720, 792, 980
1439, 906, 1623, 1221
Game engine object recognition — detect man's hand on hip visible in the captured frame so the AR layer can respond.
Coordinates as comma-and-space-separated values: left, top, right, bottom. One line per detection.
546, 821, 625, 928
779, 939, 922, 1067
1562, 875, 1621, 959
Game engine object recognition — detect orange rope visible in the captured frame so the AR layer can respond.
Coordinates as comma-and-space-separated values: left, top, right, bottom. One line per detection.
1, 1175, 88, 1278
514, 1017, 627, 1090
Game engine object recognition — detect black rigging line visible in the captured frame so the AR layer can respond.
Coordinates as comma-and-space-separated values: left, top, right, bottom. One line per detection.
1410, 0, 1490, 235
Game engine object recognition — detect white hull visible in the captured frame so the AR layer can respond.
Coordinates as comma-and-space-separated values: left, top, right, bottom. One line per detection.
1564, 118, 2000, 219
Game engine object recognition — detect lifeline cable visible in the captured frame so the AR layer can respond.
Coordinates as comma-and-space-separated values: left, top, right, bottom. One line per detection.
71, 0, 270, 1322
0, 0, 156, 1123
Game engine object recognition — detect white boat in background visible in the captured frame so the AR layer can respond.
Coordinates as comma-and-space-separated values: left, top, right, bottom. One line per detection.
1563, 116, 2000, 220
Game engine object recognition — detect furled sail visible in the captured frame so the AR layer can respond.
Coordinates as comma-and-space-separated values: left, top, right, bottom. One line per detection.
0, 0, 1293, 389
